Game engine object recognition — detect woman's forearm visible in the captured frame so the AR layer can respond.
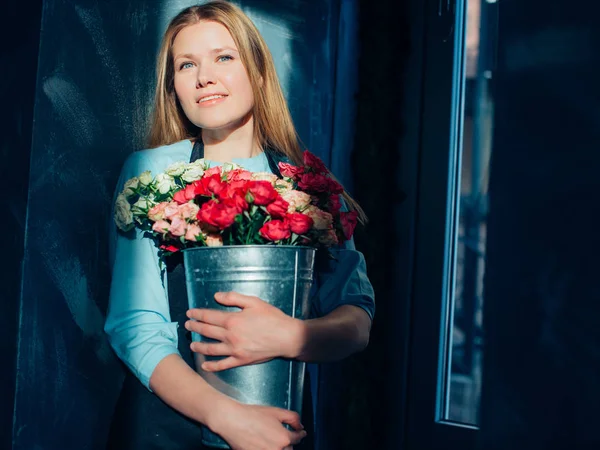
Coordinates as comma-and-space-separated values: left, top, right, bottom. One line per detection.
148, 353, 232, 430
290, 305, 371, 362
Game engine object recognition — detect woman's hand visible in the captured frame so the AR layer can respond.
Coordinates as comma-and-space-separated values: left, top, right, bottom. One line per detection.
185, 292, 304, 371
208, 397, 307, 450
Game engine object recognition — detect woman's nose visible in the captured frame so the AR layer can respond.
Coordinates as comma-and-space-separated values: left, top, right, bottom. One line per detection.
197, 66, 216, 88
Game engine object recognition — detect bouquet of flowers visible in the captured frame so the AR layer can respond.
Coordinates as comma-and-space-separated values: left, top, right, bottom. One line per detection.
114, 150, 358, 257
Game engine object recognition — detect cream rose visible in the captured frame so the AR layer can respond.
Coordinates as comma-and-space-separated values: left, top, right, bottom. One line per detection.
155, 173, 176, 194
132, 197, 151, 213
274, 179, 293, 193
182, 165, 205, 183
251, 172, 278, 185
305, 206, 333, 230
123, 177, 139, 198
281, 190, 312, 213
165, 161, 186, 177
139, 171, 153, 186
114, 193, 134, 231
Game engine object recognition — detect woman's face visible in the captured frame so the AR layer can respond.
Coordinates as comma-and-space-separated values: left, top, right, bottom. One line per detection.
172, 21, 256, 132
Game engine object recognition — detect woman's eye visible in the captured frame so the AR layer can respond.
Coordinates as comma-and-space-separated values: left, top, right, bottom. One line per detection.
180, 62, 194, 70
217, 55, 233, 63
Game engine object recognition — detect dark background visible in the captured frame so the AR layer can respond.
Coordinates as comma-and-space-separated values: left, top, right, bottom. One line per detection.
4, 0, 600, 449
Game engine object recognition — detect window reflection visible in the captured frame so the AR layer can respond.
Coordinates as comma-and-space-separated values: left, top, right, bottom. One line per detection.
446, 0, 494, 425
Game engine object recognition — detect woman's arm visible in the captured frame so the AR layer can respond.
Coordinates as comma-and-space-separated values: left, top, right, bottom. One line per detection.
150, 354, 307, 449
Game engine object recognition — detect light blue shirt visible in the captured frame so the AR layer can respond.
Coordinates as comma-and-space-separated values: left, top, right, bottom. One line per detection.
105, 139, 375, 391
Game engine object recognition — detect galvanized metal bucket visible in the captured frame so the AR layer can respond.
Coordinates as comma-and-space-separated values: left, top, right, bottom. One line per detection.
183, 245, 316, 449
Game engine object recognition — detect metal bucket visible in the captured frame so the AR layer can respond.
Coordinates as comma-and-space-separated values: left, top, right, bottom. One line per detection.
183, 245, 316, 449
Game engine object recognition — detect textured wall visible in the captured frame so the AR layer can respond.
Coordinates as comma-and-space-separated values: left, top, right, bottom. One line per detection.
11, 0, 355, 449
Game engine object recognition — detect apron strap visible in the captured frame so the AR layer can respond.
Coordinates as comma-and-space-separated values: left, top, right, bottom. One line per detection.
189, 138, 284, 178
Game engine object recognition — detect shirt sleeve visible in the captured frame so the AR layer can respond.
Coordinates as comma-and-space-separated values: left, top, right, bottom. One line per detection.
309, 200, 375, 321
104, 152, 180, 391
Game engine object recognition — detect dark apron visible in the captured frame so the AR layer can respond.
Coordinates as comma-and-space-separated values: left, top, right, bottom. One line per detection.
106, 140, 314, 450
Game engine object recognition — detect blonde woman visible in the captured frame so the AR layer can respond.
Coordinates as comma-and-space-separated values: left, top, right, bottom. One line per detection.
105, 2, 374, 449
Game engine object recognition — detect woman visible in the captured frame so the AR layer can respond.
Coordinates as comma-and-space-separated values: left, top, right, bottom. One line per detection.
105, 2, 375, 449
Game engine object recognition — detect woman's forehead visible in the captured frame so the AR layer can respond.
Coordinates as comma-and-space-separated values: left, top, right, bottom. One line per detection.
172, 21, 238, 57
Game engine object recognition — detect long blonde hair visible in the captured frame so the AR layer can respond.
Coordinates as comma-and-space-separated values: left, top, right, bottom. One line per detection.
147, 0, 366, 224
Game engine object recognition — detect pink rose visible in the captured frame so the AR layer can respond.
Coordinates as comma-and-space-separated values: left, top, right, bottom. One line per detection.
148, 202, 169, 221
169, 216, 187, 236
203, 166, 222, 177
251, 172, 278, 185
152, 219, 171, 235
164, 201, 180, 220
278, 162, 304, 179
178, 202, 200, 220
185, 223, 202, 242
206, 234, 224, 247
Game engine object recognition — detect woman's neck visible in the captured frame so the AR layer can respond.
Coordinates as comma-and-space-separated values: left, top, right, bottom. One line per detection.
199, 114, 262, 162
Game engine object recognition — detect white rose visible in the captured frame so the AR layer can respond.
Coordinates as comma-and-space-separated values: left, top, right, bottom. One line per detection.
222, 162, 242, 173
139, 170, 153, 186
114, 193, 134, 231
165, 161, 186, 177
123, 177, 139, 198
132, 197, 151, 214
182, 165, 205, 183
155, 173, 175, 194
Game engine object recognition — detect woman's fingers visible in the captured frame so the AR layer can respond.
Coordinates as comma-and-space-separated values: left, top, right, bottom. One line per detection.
190, 341, 231, 356
276, 409, 303, 431
186, 308, 230, 327
289, 429, 308, 445
185, 320, 228, 342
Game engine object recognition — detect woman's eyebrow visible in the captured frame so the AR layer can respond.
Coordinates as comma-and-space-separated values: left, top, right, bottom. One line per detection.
174, 47, 239, 61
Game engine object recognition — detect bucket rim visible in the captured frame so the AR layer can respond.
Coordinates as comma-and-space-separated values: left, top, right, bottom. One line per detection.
181, 244, 316, 252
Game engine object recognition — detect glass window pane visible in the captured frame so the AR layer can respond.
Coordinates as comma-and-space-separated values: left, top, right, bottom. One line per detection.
444, 0, 495, 426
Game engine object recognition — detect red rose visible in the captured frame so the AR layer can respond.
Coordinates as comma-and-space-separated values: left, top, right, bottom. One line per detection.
259, 219, 291, 241
287, 213, 313, 235
329, 194, 342, 214
278, 162, 304, 179
173, 183, 196, 204
160, 244, 180, 253
302, 150, 328, 174
198, 199, 240, 229
340, 211, 358, 240
194, 174, 225, 197
266, 196, 289, 219
247, 180, 279, 205
328, 178, 344, 194
297, 172, 330, 193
